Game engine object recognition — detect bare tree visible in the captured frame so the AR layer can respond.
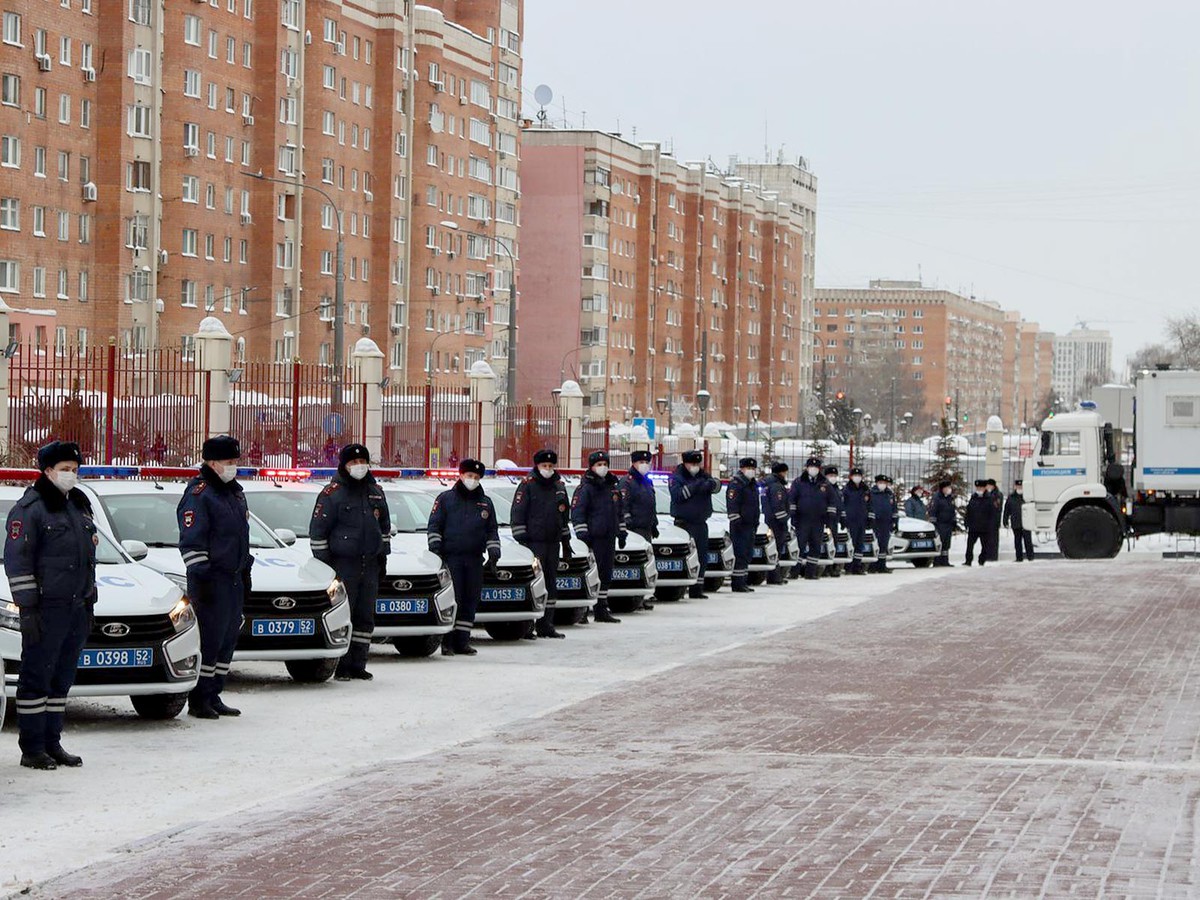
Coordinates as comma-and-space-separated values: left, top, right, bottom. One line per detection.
1165, 312, 1200, 368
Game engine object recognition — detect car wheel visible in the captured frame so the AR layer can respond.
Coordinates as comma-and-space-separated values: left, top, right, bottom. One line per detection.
747, 570, 767, 586
608, 595, 643, 614
285, 657, 339, 683
703, 577, 724, 593
553, 606, 587, 626
130, 692, 188, 720
392, 635, 442, 658
483, 621, 533, 642
655, 586, 688, 602
910, 558, 933, 568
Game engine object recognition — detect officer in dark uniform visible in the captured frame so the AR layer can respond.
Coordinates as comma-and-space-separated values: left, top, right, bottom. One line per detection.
841, 467, 872, 575
760, 462, 791, 585
571, 450, 624, 623
726, 457, 762, 592
511, 449, 570, 638
789, 456, 834, 580
5, 441, 97, 769
985, 478, 1003, 562
427, 459, 501, 655
822, 465, 847, 578
177, 435, 252, 719
669, 450, 720, 599
309, 443, 391, 680
619, 450, 658, 610
964, 479, 992, 566
868, 474, 899, 573
1003, 479, 1034, 561
928, 480, 957, 566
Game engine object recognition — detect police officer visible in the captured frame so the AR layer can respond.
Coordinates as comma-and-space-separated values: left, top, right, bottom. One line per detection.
177, 435, 252, 719
822, 465, 848, 578
511, 449, 570, 638
309, 443, 391, 680
619, 450, 658, 610
928, 480, 957, 566
761, 462, 791, 585
669, 449, 721, 599
790, 456, 834, 580
841, 466, 872, 576
1004, 479, 1034, 562
427, 460, 501, 655
726, 458, 762, 593
964, 479, 992, 566
985, 478, 1003, 562
868, 474, 899, 573
904, 486, 928, 520
5, 441, 97, 769
571, 450, 624, 623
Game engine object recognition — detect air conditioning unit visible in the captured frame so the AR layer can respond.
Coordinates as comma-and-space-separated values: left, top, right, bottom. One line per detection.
185, 146, 199, 157
431, 247, 440, 256
447, 250, 457, 260
361, 324, 370, 335
431, 80, 444, 92
159, 249, 169, 265
430, 286, 440, 296
459, 95, 467, 105
336, 40, 345, 56
36, 54, 52, 72
240, 213, 252, 224
82, 67, 96, 82
242, 114, 254, 125
363, 190, 373, 202
82, 182, 97, 202
304, 30, 312, 45
390, 324, 402, 334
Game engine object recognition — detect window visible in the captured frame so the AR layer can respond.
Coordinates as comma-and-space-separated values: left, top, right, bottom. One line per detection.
1052, 432, 1082, 456
80, 99, 91, 128
180, 280, 196, 307
0, 198, 18, 231
468, 118, 490, 146
322, 110, 335, 135
280, 96, 297, 124
57, 152, 69, 182
31, 206, 44, 236
57, 269, 68, 300
127, 160, 150, 191
32, 266, 45, 297
129, 0, 151, 24
0, 135, 18, 168
183, 15, 200, 45
0, 260, 18, 292
1, 74, 20, 107
323, 65, 335, 90
181, 228, 198, 256
58, 93, 70, 124
182, 69, 200, 97
2, 12, 21, 46
278, 144, 296, 175
128, 104, 153, 137
59, 36, 71, 66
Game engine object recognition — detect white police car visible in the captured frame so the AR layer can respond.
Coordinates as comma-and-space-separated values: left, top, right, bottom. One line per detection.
651, 484, 734, 594
240, 480, 456, 658
0, 488, 200, 720
79, 480, 351, 682
889, 517, 942, 567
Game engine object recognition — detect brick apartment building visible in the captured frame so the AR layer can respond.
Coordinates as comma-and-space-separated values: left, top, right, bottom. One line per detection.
0, 0, 522, 393
814, 281, 1054, 433
518, 128, 811, 426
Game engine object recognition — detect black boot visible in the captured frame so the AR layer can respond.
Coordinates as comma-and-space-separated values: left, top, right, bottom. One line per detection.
20, 752, 57, 770
47, 746, 83, 767
688, 585, 705, 599
440, 636, 456, 656
804, 563, 819, 581
536, 619, 565, 638
211, 697, 243, 716
593, 608, 622, 623
731, 575, 752, 593
188, 699, 219, 720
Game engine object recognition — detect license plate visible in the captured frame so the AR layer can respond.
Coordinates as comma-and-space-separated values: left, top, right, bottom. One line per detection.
481, 587, 525, 602
836, 543, 848, 553
909, 539, 934, 550
752, 548, 765, 559
376, 598, 429, 615
556, 576, 583, 591
251, 618, 315, 637
612, 567, 642, 581
706, 551, 719, 564
78, 647, 153, 668
656, 559, 684, 572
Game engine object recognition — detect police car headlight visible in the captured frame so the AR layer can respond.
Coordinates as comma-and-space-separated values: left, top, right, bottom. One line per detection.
530, 557, 541, 575
327, 579, 348, 607
437, 567, 451, 588
164, 572, 189, 592
0, 600, 19, 632
168, 598, 196, 632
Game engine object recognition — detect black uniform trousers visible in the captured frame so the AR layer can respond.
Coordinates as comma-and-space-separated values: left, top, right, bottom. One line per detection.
16, 601, 90, 756
528, 540, 560, 629
796, 517, 825, 565
873, 525, 892, 562
675, 520, 708, 597
334, 559, 379, 673
445, 552, 482, 651
987, 526, 1001, 562
590, 537, 615, 615
190, 572, 244, 703
964, 530, 988, 565
936, 525, 954, 563
730, 523, 755, 588
1013, 529, 1034, 561
769, 525, 789, 584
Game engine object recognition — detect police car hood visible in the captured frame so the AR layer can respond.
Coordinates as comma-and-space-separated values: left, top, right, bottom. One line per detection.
496, 527, 589, 559
897, 516, 935, 535
661, 511, 735, 538
287, 534, 443, 577
0, 563, 183, 615
139, 546, 335, 591
497, 532, 536, 565
653, 521, 693, 546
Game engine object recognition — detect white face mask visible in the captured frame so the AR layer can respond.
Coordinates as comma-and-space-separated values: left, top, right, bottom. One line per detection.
537, 466, 555, 479
347, 464, 369, 481
1015, 488, 1023, 495
807, 467, 820, 478
686, 465, 701, 476
943, 488, 952, 495
51, 470, 78, 493
461, 476, 481, 491
742, 468, 757, 479
634, 462, 651, 475
975, 489, 984, 496
218, 465, 237, 484
593, 465, 609, 478
876, 482, 887, 490
851, 475, 862, 484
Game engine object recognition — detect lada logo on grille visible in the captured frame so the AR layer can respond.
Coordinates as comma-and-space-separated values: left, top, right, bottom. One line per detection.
659, 547, 673, 556
615, 554, 629, 563
392, 579, 413, 591
272, 596, 296, 610
101, 622, 130, 637
558, 561, 569, 571
496, 569, 513, 581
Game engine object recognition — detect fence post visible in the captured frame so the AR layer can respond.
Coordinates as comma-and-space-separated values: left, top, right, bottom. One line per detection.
558, 379, 584, 467
194, 317, 232, 452
703, 423, 723, 475
352, 338, 385, 463
0, 299, 10, 458
986, 415, 1005, 486
291, 362, 301, 466
468, 361, 497, 468
104, 339, 117, 464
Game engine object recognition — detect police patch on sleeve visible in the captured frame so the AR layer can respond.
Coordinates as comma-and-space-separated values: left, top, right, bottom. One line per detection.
183, 510, 195, 528
9, 520, 21, 540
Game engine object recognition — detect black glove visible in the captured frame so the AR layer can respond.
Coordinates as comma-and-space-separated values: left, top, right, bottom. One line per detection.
618, 533, 627, 549
485, 549, 501, 576
561, 539, 573, 560
20, 606, 41, 645
651, 525, 659, 539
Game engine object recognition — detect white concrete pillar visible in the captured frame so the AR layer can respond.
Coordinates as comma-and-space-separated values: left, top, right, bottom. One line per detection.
986, 415, 1005, 486
0, 299, 11, 456
352, 338, 386, 463
559, 379, 585, 468
628, 424, 651, 458
468, 361, 498, 467
703, 423, 724, 475
676, 422, 699, 455
194, 317, 232, 453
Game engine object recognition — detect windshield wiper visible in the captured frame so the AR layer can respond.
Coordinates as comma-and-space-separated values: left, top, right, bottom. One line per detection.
145, 541, 178, 548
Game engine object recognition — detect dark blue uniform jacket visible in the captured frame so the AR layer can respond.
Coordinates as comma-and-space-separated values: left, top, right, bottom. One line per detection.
309, 471, 391, 564
427, 482, 501, 558
511, 471, 571, 545
619, 470, 659, 536
571, 471, 626, 542
177, 466, 252, 579
725, 473, 761, 528
4, 477, 98, 608
668, 465, 720, 525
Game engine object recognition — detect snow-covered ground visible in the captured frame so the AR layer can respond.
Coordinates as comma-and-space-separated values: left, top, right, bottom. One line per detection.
0, 567, 956, 895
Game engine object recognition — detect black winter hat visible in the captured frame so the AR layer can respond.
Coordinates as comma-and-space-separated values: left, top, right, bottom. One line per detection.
533, 449, 558, 465
339, 443, 371, 466
824, 465, 839, 476
986, 478, 997, 486
939, 479, 953, 490
805, 457, 822, 468
849, 467, 864, 477
974, 479, 987, 487
875, 474, 892, 483
681, 450, 704, 464
771, 462, 789, 474
588, 450, 610, 467
739, 457, 758, 469
202, 435, 241, 461
1013, 479, 1023, 486
630, 450, 653, 463
459, 459, 486, 476
37, 440, 83, 470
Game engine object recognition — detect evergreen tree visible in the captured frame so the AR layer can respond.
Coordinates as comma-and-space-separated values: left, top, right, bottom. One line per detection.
923, 415, 967, 494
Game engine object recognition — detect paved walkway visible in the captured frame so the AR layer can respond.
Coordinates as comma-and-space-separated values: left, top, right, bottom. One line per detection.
40, 560, 1200, 898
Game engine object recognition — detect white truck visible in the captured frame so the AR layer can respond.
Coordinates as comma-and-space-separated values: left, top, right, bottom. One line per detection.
1025, 368, 1200, 558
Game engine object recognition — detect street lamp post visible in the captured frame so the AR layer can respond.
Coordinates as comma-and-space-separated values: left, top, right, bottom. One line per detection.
697, 389, 711, 432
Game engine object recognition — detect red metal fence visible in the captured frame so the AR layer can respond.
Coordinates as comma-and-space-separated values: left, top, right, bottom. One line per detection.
382, 384, 479, 469
8, 343, 205, 466
580, 420, 630, 470
494, 402, 563, 465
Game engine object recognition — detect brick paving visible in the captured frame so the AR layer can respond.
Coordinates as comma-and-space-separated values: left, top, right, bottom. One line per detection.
39, 559, 1200, 898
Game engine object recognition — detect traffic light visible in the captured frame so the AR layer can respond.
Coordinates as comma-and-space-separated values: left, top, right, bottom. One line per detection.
962, 413, 969, 423
835, 391, 845, 401
944, 396, 952, 407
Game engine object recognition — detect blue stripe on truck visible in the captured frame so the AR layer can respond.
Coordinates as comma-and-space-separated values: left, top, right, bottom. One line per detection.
1142, 467, 1200, 476
1032, 468, 1085, 477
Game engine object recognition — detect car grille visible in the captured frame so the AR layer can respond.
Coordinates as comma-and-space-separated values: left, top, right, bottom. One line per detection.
613, 549, 649, 567
90, 614, 174, 644
244, 590, 331, 615
378, 573, 443, 597
487, 565, 535, 586
906, 530, 936, 540
557, 556, 591, 576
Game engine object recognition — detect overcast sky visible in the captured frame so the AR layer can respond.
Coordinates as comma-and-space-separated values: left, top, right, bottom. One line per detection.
523, 0, 1199, 369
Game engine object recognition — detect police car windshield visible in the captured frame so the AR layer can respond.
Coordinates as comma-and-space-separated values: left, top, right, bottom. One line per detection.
654, 482, 728, 513
97, 492, 281, 549
482, 483, 516, 526
0, 498, 125, 564
382, 489, 435, 533
244, 490, 315, 538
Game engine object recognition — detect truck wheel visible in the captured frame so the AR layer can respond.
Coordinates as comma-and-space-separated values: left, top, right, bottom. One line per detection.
1057, 506, 1122, 559
392, 635, 441, 658
0, 658, 6, 726
483, 621, 532, 642
703, 577, 724, 593
130, 692, 188, 720
747, 570, 767, 586
911, 558, 933, 568
553, 606, 587, 626
655, 586, 687, 602
285, 657, 339, 683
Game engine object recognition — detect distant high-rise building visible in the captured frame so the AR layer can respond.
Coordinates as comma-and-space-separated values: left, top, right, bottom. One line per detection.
1052, 327, 1113, 402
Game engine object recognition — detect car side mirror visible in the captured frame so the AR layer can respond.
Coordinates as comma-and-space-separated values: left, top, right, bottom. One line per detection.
274, 528, 298, 546
121, 539, 149, 561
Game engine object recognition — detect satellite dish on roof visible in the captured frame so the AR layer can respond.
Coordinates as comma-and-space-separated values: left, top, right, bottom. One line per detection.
534, 84, 554, 106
